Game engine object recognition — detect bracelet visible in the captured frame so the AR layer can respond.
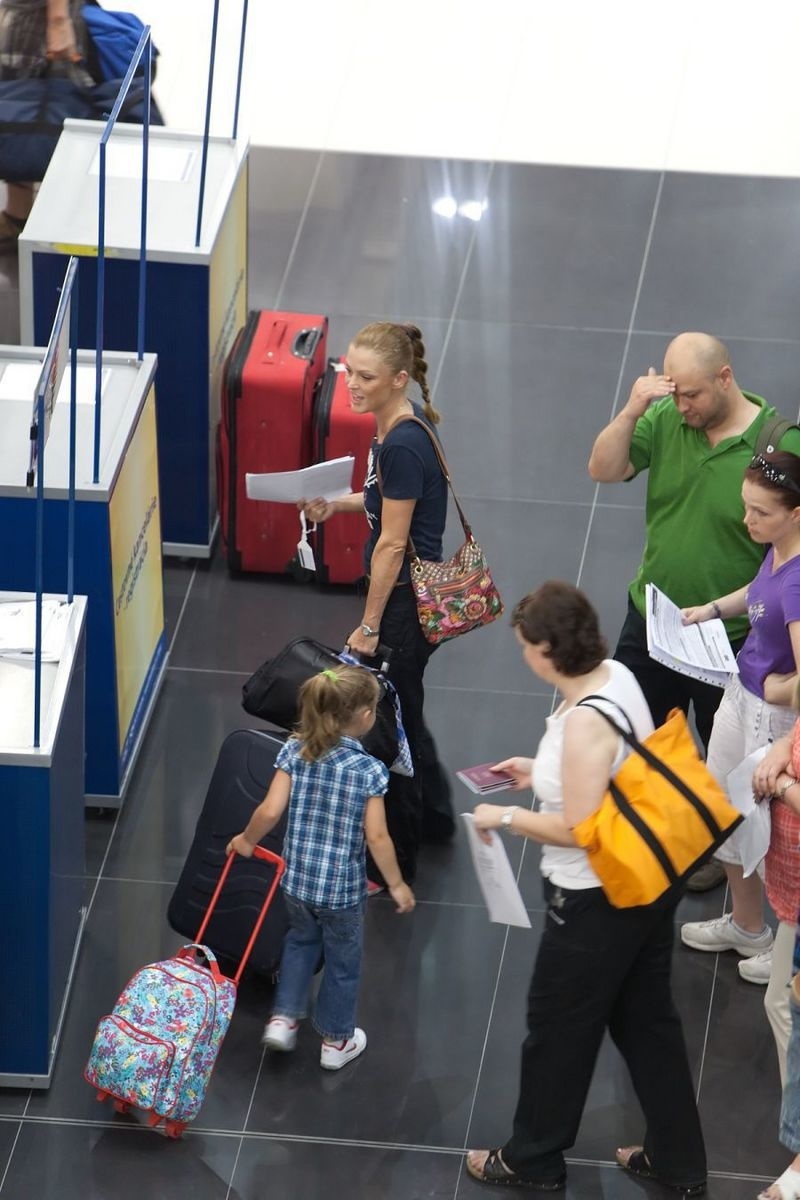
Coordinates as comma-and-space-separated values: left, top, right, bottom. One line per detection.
779, 777, 799, 799
711, 602, 722, 620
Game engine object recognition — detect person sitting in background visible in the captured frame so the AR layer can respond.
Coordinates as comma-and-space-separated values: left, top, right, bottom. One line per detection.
0, 0, 89, 251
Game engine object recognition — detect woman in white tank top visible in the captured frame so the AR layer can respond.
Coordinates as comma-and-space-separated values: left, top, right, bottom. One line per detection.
465, 581, 706, 1196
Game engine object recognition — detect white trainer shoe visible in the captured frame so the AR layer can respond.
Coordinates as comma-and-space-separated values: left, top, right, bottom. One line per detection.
262, 1016, 299, 1051
738, 950, 773, 984
320, 1027, 367, 1070
680, 913, 773, 957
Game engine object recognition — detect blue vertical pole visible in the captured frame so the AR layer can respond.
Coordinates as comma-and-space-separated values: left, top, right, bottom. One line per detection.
33, 391, 45, 748
93, 141, 107, 486
232, 0, 249, 141
195, 0, 220, 247
137, 36, 151, 361
67, 267, 79, 603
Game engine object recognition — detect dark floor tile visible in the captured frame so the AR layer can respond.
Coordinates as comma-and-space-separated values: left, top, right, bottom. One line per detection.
637, 174, 800, 341
577, 503, 647, 651
168, 546, 362, 674
232, 1137, 462, 1199
423, 498, 593, 693
247, 146, 321, 311
0, 1122, 238, 1199
0, 1090, 28, 1117
435, 323, 628, 503
0, 278, 19, 345
456, 163, 659, 329
280, 152, 492, 320
0, 1118, 22, 1180
698, 952, 785, 1176
101, 668, 266, 883
161, 558, 196, 646
84, 809, 117, 877
245, 902, 505, 1147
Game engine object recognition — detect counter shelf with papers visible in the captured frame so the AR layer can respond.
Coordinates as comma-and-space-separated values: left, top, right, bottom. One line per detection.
0, 348, 166, 803
0, 592, 87, 1087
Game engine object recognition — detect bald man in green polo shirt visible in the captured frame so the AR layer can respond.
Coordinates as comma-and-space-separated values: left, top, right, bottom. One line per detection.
588, 332, 800, 899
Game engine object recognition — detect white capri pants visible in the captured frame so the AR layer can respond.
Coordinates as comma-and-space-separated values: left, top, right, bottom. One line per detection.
706, 676, 795, 866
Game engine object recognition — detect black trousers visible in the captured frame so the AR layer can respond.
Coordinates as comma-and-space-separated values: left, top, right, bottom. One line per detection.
503, 880, 706, 1187
366, 585, 453, 885
614, 595, 746, 752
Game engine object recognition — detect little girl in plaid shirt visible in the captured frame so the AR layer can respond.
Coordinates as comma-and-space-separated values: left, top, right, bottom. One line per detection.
228, 665, 414, 1070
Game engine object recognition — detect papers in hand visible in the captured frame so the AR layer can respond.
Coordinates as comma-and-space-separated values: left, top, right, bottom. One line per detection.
461, 814, 531, 927
456, 763, 516, 795
0, 599, 72, 662
645, 584, 738, 687
245, 456, 355, 504
726, 747, 771, 878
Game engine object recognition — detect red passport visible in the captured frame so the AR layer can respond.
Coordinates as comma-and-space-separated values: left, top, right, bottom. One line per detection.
456, 763, 516, 795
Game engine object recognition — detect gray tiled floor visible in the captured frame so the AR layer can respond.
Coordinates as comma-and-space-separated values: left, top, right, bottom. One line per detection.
3, 146, 800, 1197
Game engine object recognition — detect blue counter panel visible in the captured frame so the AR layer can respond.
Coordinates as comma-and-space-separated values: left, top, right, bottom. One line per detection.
32, 252, 211, 549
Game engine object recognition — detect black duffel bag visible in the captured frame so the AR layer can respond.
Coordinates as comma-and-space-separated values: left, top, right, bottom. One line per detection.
0, 73, 164, 183
242, 637, 399, 770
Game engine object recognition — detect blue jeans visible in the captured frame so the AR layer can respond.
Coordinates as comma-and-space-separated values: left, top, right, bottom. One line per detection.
272, 892, 364, 1041
780, 996, 800, 1152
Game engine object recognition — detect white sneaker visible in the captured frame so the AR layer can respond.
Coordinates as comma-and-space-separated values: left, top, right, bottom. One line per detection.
738, 949, 773, 984
680, 913, 773, 957
320, 1028, 367, 1070
262, 1017, 299, 1051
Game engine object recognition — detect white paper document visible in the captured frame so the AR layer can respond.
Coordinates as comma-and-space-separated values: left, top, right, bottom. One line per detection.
461, 814, 532, 928
645, 583, 738, 687
726, 746, 771, 877
246, 456, 355, 504
0, 599, 72, 662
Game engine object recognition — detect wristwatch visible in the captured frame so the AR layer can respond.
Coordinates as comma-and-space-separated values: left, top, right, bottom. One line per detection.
500, 805, 519, 832
360, 623, 380, 638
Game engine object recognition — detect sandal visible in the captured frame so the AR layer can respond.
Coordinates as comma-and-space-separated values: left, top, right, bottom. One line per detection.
759, 1166, 800, 1200
616, 1147, 706, 1196
466, 1149, 565, 1190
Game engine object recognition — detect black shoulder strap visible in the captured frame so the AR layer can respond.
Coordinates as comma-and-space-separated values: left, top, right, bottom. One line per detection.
576, 697, 724, 838
755, 414, 799, 456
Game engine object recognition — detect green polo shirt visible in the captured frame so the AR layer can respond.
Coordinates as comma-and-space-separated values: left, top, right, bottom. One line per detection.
628, 392, 800, 641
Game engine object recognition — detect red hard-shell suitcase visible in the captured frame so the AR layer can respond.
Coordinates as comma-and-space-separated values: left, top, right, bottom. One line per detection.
218, 310, 328, 573
312, 357, 375, 584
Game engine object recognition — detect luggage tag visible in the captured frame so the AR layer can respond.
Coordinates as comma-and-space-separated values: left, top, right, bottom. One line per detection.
297, 510, 316, 572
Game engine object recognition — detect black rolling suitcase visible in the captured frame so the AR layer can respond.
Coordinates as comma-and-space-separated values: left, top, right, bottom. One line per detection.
167, 730, 289, 976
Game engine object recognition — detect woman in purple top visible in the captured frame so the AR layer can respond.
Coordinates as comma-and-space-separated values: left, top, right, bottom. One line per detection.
679, 450, 800, 1077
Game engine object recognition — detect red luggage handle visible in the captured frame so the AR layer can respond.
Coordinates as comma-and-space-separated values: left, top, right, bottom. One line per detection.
194, 847, 286, 986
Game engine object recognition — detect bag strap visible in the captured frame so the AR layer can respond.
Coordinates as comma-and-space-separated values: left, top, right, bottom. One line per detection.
754, 413, 800, 456
576, 696, 725, 839
375, 415, 473, 556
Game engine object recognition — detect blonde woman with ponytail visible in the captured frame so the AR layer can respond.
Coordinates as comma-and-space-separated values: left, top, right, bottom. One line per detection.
228, 665, 414, 1071
302, 322, 454, 889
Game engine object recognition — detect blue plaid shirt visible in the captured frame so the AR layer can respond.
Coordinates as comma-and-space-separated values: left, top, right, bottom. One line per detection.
276, 736, 390, 909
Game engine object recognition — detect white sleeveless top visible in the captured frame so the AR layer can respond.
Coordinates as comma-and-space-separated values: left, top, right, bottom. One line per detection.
537, 660, 654, 890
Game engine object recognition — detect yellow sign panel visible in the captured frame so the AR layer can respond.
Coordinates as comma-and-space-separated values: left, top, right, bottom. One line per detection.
209, 160, 248, 421
108, 385, 165, 758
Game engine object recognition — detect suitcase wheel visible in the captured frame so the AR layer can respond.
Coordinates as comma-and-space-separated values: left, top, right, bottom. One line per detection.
165, 1119, 186, 1139
95, 1090, 108, 1104
113, 1099, 131, 1114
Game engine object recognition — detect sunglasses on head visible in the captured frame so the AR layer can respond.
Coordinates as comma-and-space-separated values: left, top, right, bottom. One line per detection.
748, 454, 800, 495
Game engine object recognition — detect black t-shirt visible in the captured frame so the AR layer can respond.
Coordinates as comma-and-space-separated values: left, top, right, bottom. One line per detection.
363, 406, 448, 581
